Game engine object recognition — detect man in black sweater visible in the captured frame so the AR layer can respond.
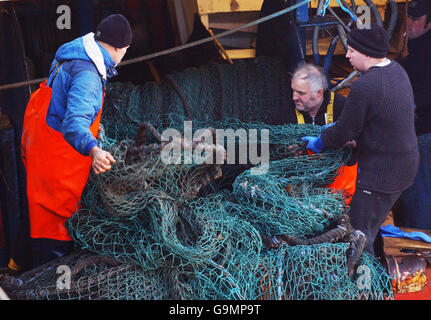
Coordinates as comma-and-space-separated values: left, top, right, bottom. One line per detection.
395, 0, 431, 229
272, 63, 346, 126
302, 23, 420, 256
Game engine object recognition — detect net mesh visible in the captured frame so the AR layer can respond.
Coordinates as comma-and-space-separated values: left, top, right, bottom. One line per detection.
0, 57, 394, 300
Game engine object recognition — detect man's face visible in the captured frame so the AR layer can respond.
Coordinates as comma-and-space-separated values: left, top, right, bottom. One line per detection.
291, 78, 323, 114
407, 14, 431, 39
346, 46, 368, 72
113, 45, 130, 65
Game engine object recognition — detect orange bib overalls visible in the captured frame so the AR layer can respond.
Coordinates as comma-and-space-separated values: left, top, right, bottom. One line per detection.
21, 65, 104, 241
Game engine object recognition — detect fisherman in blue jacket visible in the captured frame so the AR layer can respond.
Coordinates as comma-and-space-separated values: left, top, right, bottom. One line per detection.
46, 14, 132, 172
22, 14, 132, 267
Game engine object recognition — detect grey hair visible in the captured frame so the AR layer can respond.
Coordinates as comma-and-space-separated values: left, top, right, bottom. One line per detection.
292, 63, 328, 93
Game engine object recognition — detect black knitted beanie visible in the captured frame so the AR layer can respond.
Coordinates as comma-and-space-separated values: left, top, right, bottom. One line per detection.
347, 23, 390, 58
408, 0, 431, 18
95, 14, 132, 49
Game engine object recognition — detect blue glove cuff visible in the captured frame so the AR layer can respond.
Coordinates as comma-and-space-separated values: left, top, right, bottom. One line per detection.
315, 135, 324, 151
301, 135, 325, 153
322, 122, 336, 130
380, 224, 431, 243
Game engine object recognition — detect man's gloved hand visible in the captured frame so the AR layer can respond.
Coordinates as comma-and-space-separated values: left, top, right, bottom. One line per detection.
301, 135, 325, 153
322, 122, 336, 130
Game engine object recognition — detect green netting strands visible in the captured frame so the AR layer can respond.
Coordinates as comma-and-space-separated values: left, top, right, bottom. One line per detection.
0, 251, 167, 300
100, 57, 292, 145
0, 57, 394, 300
253, 243, 392, 300
233, 181, 347, 238
67, 193, 263, 274
93, 139, 222, 218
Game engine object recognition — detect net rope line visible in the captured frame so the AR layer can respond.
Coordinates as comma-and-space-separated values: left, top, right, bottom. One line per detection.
0, 0, 311, 91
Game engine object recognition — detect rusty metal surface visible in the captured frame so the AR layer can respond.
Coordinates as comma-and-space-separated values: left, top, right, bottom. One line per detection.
386, 255, 428, 294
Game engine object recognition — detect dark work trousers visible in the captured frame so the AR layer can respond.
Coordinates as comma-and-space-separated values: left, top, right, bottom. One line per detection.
395, 133, 431, 229
349, 187, 401, 257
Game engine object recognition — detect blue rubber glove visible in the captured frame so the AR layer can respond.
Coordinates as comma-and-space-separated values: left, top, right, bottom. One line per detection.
380, 224, 431, 244
301, 135, 325, 153
322, 122, 336, 130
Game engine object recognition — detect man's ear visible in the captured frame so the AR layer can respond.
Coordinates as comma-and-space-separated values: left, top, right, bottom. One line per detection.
317, 88, 324, 99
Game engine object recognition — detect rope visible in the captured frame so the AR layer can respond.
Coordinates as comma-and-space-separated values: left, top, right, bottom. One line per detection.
319, 0, 356, 22
320, 0, 331, 16
118, 0, 311, 67
336, 0, 357, 21
401, 0, 410, 58
213, 63, 225, 121
0, 0, 311, 91
165, 75, 193, 120
0, 77, 47, 91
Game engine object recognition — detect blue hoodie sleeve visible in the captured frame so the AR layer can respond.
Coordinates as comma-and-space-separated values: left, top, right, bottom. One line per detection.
61, 70, 103, 156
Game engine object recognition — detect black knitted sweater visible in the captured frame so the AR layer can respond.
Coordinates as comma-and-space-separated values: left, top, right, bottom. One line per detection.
321, 60, 420, 193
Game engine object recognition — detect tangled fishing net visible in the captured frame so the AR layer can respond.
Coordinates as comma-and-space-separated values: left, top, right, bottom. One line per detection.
0, 57, 393, 300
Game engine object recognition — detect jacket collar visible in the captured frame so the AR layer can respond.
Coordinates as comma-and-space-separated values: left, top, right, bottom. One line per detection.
82, 32, 117, 80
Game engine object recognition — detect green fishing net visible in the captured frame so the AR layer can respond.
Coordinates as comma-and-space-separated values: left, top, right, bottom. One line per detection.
0, 251, 167, 300
0, 57, 394, 300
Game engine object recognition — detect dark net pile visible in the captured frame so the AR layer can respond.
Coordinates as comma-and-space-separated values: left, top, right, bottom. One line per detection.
0, 57, 393, 300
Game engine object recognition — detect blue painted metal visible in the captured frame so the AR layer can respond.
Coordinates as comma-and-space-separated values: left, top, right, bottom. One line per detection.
323, 36, 337, 78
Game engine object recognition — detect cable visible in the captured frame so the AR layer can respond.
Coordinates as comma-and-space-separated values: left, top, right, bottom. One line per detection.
0, 0, 311, 91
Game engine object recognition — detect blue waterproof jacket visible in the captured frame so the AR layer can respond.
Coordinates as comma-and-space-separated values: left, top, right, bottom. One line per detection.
46, 33, 118, 156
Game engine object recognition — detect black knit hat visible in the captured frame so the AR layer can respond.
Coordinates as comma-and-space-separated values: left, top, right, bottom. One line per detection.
408, 0, 431, 18
95, 14, 132, 48
347, 23, 390, 58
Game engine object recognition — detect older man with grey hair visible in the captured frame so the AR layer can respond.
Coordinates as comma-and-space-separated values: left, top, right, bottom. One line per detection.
272, 63, 346, 126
